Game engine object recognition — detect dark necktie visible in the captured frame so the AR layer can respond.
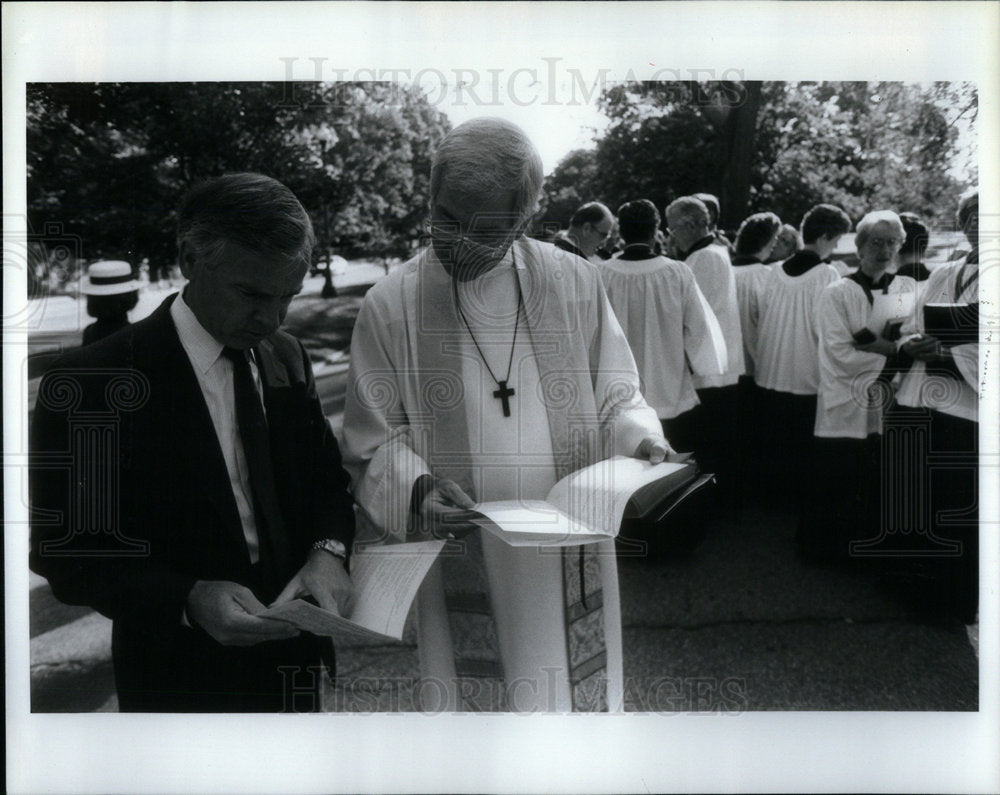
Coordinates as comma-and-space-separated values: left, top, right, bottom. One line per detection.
222, 347, 290, 591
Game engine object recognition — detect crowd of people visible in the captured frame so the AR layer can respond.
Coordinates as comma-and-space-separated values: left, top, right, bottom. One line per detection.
556, 188, 980, 627
30, 117, 979, 715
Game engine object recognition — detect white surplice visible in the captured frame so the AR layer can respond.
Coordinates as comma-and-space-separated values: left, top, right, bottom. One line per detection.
342, 239, 662, 712
598, 253, 726, 420
815, 275, 918, 438
733, 262, 772, 377
755, 263, 841, 395
684, 243, 745, 388
896, 258, 978, 422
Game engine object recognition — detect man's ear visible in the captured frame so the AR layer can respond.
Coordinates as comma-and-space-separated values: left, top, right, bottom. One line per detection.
178, 241, 197, 280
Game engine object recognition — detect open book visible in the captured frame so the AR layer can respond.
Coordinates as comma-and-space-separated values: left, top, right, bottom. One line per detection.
259, 539, 444, 642
471, 455, 707, 547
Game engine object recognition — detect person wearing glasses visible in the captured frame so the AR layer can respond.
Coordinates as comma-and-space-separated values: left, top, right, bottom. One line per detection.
797, 210, 917, 563
342, 118, 668, 713
665, 195, 745, 510
597, 199, 726, 457
553, 201, 615, 262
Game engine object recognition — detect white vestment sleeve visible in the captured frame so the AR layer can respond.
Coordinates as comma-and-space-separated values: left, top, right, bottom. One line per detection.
686, 278, 727, 376
342, 296, 430, 541
951, 342, 979, 392
818, 285, 886, 409
587, 273, 665, 455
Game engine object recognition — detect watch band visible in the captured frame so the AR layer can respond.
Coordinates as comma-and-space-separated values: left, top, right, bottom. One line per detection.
311, 538, 348, 561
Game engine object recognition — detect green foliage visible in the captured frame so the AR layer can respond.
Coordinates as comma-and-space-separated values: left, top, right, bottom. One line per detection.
541, 81, 976, 235
26, 82, 451, 276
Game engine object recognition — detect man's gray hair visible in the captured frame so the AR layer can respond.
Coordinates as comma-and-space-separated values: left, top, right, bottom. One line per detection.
430, 117, 544, 223
855, 209, 904, 249
177, 172, 315, 271
665, 196, 711, 231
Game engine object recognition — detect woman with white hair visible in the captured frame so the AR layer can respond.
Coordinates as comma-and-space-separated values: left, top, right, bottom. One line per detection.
797, 210, 918, 562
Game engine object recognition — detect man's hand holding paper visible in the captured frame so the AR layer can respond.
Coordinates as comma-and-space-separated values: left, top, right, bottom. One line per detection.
271, 549, 355, 617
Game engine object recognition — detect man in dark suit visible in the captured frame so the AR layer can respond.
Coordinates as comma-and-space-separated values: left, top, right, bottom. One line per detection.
30, 173, 356, 712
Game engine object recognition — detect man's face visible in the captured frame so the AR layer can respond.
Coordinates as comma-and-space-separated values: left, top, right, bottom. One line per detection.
182, 240, 306, 349
815, 232, 844, 260
580, 215, 614, 258
429, 184, 524, 281
771, 229, 797, 261
857, 223, 902, 275
666, 209, 700, 253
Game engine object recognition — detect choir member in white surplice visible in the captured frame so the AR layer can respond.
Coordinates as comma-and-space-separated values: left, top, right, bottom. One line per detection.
731, 211, 781, 508
890, 192, 980, 623
754, 204, 851, 509
342, 118, 668, 713
598, 199, 726, 454
731, 212, 781, 377
665, 196, 745, 504
798, 211, 917, 562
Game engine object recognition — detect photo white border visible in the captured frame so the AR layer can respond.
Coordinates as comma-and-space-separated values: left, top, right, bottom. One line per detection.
4, 2, 998, 792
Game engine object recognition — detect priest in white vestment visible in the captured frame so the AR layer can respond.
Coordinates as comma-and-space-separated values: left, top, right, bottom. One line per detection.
342, 118, 669, 712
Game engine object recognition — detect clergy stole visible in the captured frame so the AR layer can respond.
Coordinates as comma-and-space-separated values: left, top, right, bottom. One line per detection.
414, 240, 615, 711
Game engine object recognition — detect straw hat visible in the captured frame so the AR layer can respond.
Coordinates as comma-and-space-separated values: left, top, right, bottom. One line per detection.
81, 261, 140, 295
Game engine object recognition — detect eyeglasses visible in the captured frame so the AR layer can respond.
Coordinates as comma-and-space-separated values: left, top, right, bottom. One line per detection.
867, 237, 903, 249
426, 218, 523, 259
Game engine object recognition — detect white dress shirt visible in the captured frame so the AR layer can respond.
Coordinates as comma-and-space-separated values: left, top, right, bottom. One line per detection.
170, 292, 262, 563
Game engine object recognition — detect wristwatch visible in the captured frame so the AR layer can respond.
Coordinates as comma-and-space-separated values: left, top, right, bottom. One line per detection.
310, 538, 348, 562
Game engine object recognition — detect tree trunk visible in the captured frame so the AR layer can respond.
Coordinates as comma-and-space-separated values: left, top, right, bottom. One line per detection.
714, 82, 763, 231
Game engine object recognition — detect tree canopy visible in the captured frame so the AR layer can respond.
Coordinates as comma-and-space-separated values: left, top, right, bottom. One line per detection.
538, 81, 976, 234
26, 82, 451, 275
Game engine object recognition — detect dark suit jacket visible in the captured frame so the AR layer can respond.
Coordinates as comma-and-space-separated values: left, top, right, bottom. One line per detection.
29, 294, 355, 711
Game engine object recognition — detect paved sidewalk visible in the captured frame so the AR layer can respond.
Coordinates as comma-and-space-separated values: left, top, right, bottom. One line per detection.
324, 504, 978, 712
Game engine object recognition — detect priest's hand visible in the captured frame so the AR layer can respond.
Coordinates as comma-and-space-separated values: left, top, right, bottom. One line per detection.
902, 334, 947, 362
186, 580, 300, 647
413, 476, 480, 540
272, 550, 354, 617
854, 338, 897, 357
634, 435, 672, 464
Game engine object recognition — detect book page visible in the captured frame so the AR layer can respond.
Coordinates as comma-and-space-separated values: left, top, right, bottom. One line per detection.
472, 499, 609, 546
546, 456, 688, 534
260, 539, 445, 640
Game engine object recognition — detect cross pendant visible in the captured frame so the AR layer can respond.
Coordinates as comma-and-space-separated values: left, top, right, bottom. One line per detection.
493, 380, 515, 417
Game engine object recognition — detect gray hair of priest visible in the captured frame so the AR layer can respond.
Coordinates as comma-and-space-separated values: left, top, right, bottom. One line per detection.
665, 196, 711, 232
854, 210, 905, 249
177, 172, 315, 272
430, 117, 544, 223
